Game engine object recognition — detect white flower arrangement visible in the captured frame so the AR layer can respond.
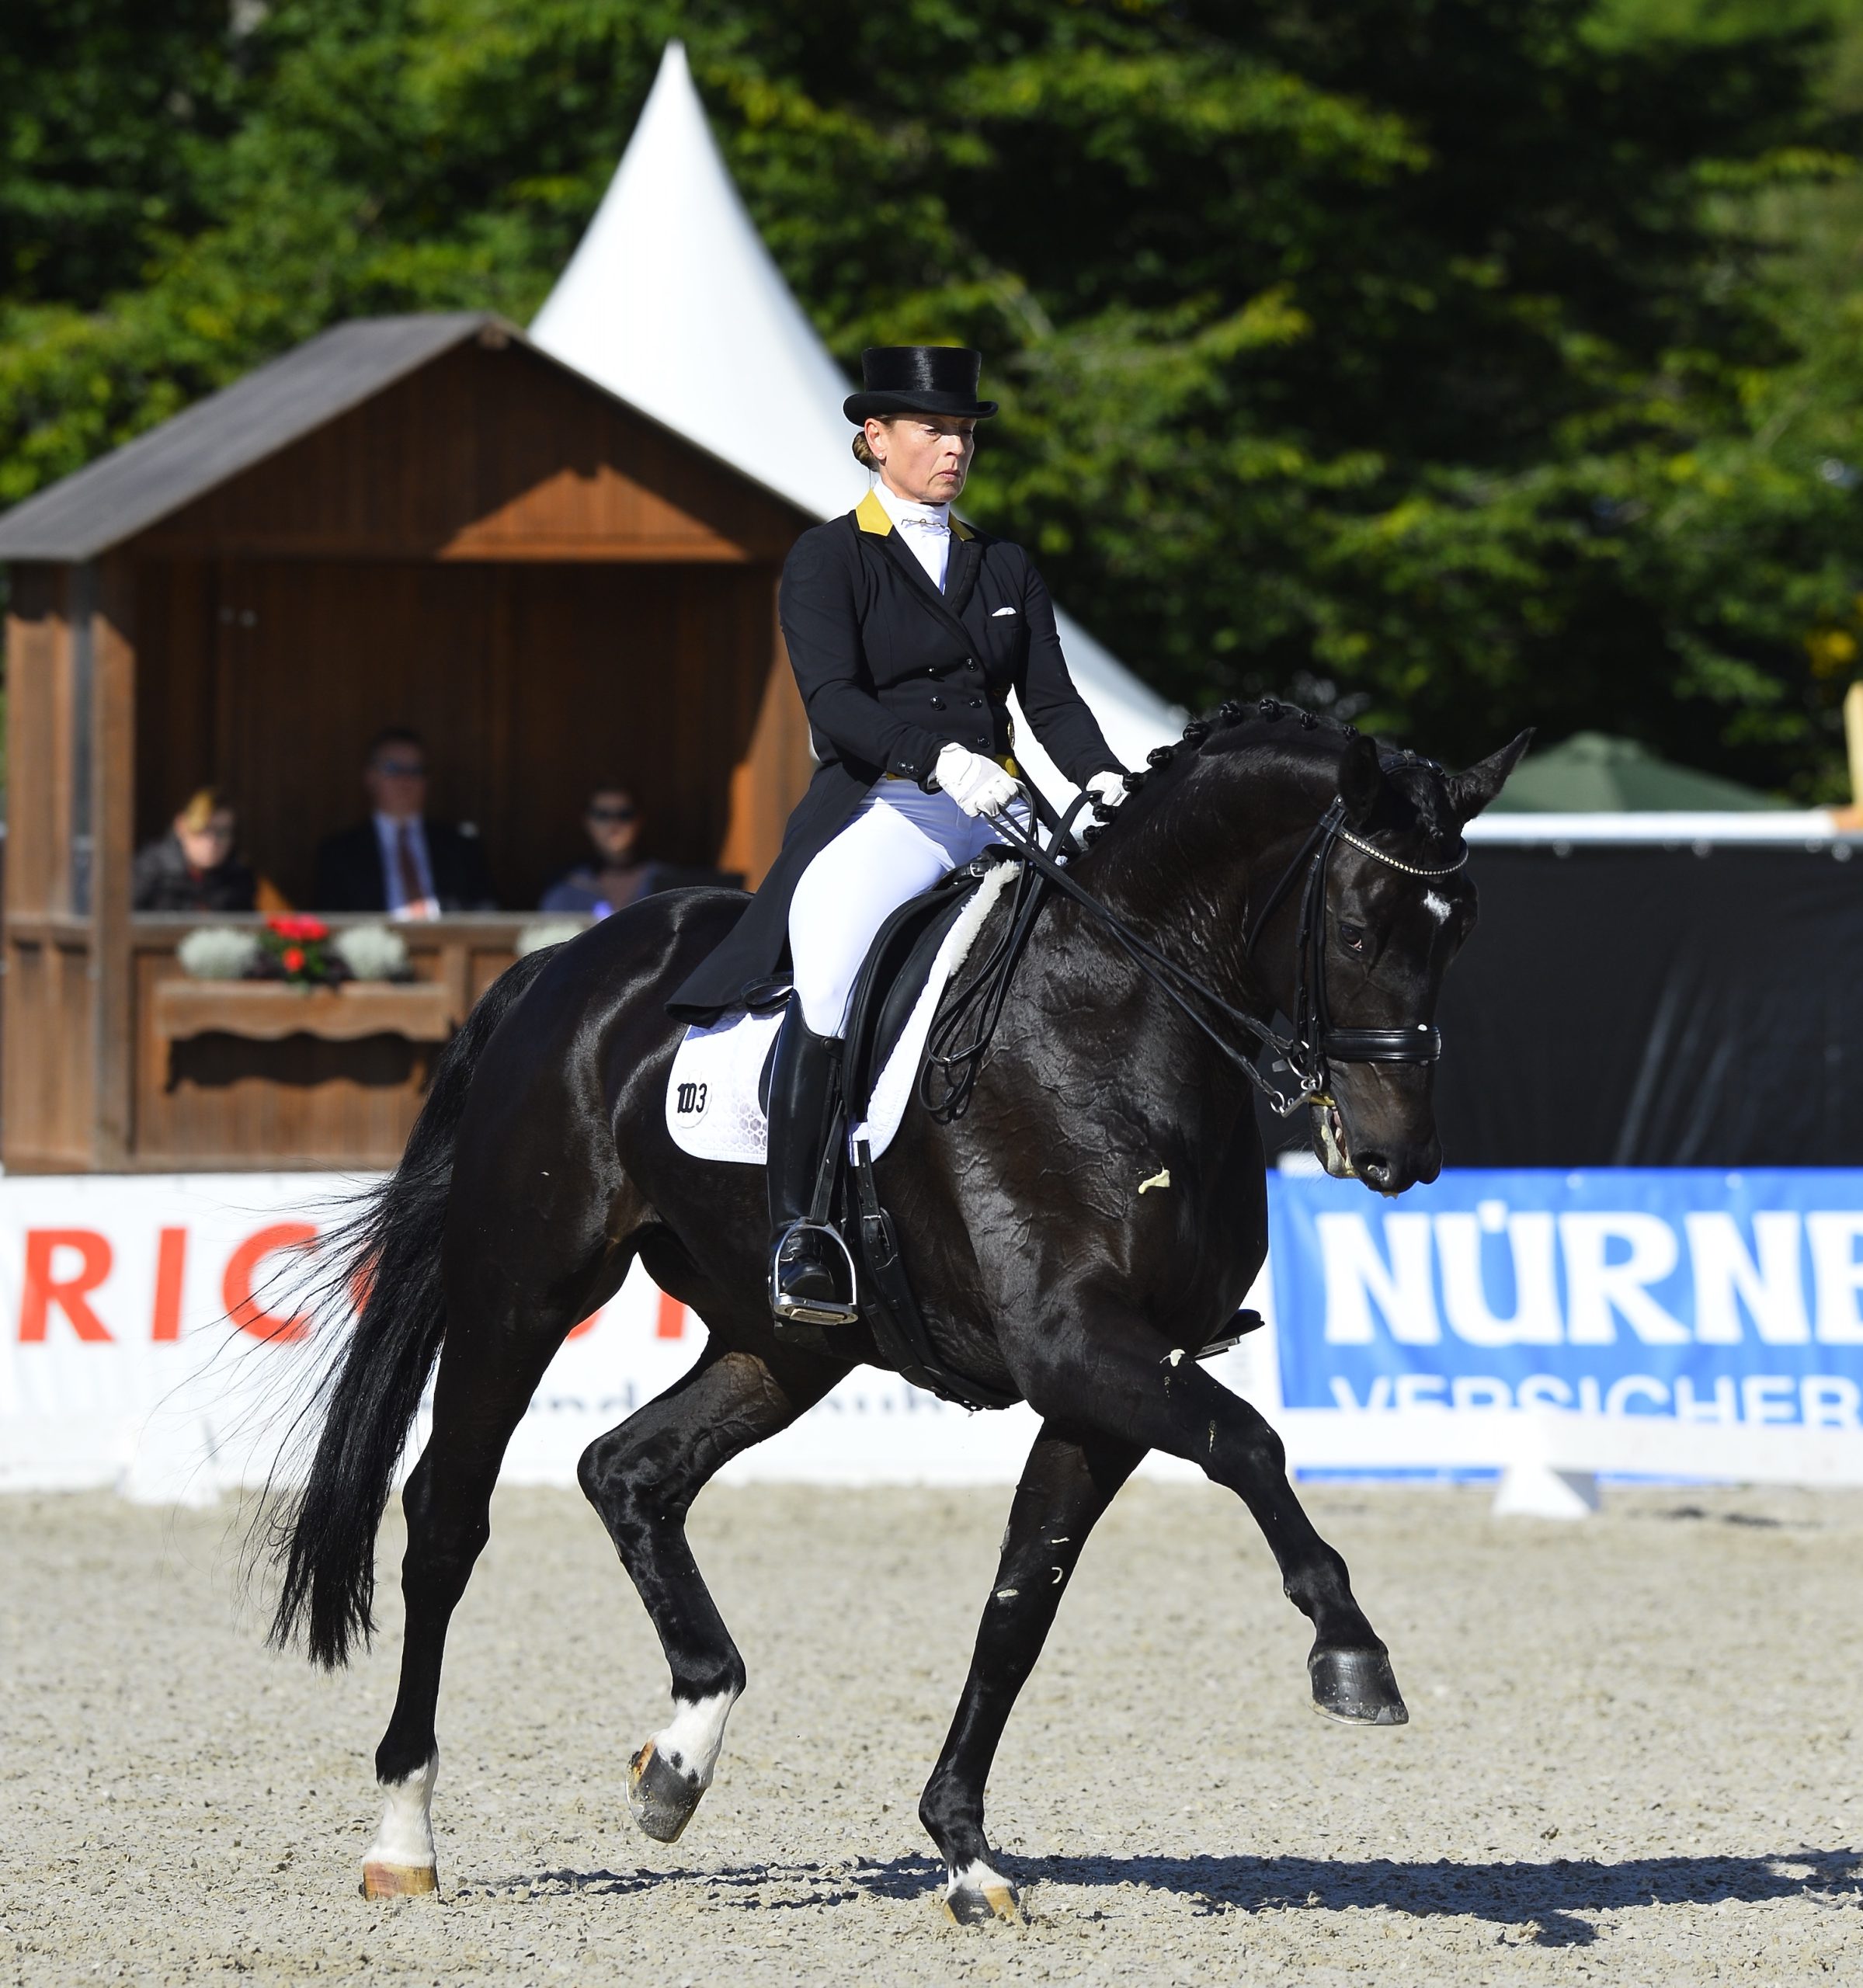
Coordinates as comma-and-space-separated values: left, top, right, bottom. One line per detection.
515, 917, 587, 958
176, 926, 262, 981
330, 923, 411, 982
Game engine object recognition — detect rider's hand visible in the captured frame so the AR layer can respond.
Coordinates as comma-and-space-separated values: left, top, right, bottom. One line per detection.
935, 742, 1020, 818
1085, 768, 1130, 818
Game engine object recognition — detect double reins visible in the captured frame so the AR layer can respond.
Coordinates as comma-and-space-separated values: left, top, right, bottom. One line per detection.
921, 777, 1467, 1122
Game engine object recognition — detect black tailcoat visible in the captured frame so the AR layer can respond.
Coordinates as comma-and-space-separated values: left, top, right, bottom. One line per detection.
669, 491, 1123, 1022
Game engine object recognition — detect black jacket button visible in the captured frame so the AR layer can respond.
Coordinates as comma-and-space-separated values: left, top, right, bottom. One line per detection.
929, 695, 945, 710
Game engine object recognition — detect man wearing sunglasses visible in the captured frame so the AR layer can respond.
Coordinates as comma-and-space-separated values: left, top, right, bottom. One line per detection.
313, 726, 495, 916
540, 786, 655, 919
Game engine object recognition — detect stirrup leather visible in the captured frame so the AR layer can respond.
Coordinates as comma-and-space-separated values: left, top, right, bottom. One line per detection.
770, 1220, 860, 1328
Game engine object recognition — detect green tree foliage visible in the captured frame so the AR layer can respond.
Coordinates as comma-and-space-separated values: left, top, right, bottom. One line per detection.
2, 0, 1861, 794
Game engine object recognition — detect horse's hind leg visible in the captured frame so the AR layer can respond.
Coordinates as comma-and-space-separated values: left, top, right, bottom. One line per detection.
921, 1423, 1143, 1924
363, 1297, 582, 1898
579, 1333, 850, 1844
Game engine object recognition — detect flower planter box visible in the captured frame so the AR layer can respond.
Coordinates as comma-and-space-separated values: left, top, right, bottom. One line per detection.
151, 978, 461, 1046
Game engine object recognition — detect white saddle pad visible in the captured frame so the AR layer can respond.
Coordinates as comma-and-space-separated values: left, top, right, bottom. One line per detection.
666, 861, 1018, 1166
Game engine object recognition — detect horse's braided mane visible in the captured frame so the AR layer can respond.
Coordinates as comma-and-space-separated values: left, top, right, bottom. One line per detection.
1076, 694, 1455, 853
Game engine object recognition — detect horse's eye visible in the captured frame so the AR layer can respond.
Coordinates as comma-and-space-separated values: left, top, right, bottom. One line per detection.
1338, 921, 1365, 954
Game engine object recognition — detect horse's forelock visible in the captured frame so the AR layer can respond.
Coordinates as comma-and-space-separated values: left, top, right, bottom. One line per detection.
1379, 756, 1463, 853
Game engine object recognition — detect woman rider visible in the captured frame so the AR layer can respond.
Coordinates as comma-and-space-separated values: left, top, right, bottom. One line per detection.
669, 346, 1128, 1325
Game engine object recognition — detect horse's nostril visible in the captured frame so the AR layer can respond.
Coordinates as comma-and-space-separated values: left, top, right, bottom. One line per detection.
1359, 1154, 1392, 1187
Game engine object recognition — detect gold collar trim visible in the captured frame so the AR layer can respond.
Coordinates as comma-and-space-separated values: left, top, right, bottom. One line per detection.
854, 488, 975, 540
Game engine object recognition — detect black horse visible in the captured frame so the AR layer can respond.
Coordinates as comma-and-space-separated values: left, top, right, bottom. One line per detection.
268, 705, 1527, 1920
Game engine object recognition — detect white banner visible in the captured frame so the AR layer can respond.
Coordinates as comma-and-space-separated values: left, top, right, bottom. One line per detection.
0, 1173, 1266, 1500
5, 1171, 1859, 1501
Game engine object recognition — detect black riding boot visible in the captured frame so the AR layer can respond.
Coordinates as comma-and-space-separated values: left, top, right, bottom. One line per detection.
766, 1006, 857, 1327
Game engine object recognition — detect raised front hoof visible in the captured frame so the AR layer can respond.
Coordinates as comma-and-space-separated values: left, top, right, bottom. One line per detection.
1309, 1646, 1409, 1726
627, 1739, 704, 1844
942, 1866, 1022, 1927
360, 1861, 438, 1899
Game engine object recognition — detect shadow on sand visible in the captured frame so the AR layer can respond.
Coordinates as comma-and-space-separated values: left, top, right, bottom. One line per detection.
481, 1847, 1863, 1945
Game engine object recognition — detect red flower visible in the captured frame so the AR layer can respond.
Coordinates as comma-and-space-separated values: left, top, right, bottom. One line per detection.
281, 945, 306, 973
267, 915, 329, 943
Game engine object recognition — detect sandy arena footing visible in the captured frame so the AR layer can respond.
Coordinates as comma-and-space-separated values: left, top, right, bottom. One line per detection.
2, 1479, 1861, 1984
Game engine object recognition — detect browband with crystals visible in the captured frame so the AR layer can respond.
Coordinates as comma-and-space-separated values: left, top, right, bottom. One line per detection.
1333, 822, 1469, 878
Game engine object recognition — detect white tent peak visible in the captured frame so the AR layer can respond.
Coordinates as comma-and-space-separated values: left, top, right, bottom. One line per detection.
531, 39, 862, 522
529, 38, 1178, 777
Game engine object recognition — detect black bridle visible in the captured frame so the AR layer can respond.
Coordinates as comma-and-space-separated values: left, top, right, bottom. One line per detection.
923, 786, 1467, 1123
1240, 797, 1468, 1110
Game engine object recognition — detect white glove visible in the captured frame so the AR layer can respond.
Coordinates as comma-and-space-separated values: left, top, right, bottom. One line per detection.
935, 742, 1020, 818
1085, 769, 1129, 815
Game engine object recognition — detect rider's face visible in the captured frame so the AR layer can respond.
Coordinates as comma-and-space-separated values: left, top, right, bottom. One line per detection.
868, 415, 975, 506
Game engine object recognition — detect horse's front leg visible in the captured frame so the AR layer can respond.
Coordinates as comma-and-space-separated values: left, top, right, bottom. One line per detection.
1013, 1312, 1407, 1728
921, 1423, 1144, 1923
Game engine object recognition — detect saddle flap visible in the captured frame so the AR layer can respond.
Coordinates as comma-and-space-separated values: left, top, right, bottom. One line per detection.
841, 867, 989, 1124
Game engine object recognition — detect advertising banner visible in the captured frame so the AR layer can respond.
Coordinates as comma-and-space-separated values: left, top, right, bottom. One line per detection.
3, 1168, 1861, 1497
0, 1174, 1152, 1497
1267, 1168, 1863, 1482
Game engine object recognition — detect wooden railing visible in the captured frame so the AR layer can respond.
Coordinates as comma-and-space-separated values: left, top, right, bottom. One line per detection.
123, 914, 585, 1172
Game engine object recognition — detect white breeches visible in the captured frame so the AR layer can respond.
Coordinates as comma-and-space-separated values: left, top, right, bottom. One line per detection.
789, 780, 1029, 1035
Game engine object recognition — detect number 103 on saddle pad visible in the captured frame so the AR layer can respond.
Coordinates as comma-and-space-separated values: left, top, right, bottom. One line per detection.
665, 860, 1020, 1166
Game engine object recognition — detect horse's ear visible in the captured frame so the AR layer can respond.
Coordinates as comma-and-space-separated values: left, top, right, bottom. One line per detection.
1444, 730, 1534, 824
1336, 733, 1385, 827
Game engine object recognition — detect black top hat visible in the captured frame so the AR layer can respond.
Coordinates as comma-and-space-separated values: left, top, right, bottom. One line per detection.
843, 346, 999, 424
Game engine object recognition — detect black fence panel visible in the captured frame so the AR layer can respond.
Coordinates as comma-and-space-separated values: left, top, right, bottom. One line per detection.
1257, 840, 1863, 1170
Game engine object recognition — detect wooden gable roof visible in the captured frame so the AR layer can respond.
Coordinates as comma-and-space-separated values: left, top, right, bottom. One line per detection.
0, 313, 812, 565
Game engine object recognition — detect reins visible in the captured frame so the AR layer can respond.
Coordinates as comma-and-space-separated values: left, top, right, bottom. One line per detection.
921, 773, 1467, 1123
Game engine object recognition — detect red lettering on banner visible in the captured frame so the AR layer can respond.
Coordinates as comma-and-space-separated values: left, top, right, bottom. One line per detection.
19, 1230, 114, 1343
567, 1306, 602, 1340
151, 1227, 188, 1341
223, 1222, 318, 1342
655, 1289, 686, 1340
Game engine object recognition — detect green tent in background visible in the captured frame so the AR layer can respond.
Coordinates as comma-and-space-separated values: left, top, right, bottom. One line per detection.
1484, 732, 1790, 812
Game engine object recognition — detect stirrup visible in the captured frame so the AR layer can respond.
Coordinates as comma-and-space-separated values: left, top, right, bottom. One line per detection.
770, 1222, 860, 1329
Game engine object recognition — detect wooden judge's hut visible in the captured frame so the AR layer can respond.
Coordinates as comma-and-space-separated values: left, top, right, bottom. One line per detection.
0, 313, 816, 1173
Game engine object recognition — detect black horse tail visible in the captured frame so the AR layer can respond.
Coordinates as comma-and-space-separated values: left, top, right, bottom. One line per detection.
266, 945, 558, 1669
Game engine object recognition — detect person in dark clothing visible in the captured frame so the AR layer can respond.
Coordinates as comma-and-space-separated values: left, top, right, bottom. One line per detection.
313, 727, 495, 915
666, 346, 1129, 1329
540, 786, 656, 918
132, 787, 257, 912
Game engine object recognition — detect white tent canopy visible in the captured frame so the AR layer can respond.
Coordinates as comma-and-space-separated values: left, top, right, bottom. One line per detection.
529, 40, 1180, 787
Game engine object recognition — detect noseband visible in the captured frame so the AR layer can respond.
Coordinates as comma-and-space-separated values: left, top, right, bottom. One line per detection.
953, 790, 1467, 1121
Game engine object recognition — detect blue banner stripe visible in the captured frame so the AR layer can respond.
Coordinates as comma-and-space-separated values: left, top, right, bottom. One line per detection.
1269, 1170, 1863, 1427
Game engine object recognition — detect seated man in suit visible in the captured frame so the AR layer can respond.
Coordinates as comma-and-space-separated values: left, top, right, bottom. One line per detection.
314, 727, 495, 916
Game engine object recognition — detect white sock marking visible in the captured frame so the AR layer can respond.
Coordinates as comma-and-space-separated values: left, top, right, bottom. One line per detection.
947, 1857, 1013, 1900
365, 1753, 437, 1871
651, 1689, 739, 1791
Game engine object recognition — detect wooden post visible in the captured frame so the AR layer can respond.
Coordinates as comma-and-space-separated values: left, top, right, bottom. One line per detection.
1846, 681, 1863, 818
89, 556, 137, 1166
2, 565, 92, 1169
716, 582, 815, 888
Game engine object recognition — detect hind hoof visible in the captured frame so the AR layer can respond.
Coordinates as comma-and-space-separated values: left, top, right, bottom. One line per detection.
942, 1863, 1021, 1926
627, 1739, 704, 1844
361, 1861, 437, 1899
1309, 1646, 1408, 1726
